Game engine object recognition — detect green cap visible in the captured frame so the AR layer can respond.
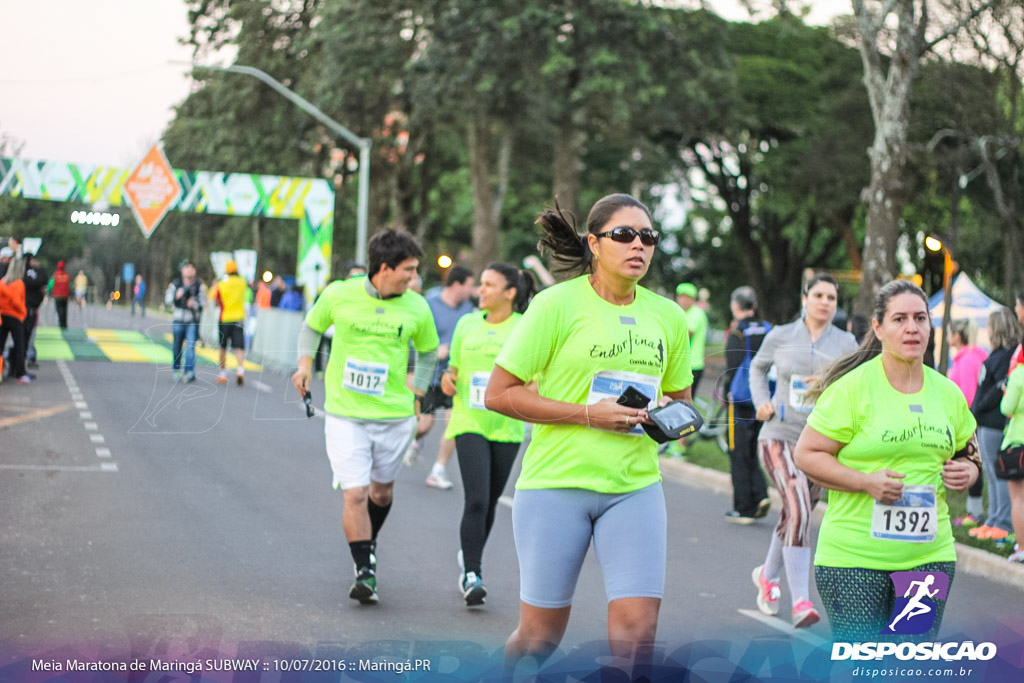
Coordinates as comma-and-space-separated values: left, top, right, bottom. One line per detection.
676, 282, 697, 298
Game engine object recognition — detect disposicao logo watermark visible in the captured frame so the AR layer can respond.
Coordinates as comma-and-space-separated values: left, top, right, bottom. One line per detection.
883, 570, 949, 635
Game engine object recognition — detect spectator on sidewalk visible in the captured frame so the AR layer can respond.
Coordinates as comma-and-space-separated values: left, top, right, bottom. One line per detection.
131, 274, 147, 317
22, 252, 47, 368
50, 261, 71, 328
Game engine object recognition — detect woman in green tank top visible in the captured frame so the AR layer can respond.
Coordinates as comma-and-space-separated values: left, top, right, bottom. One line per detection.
440, 262, 535, 607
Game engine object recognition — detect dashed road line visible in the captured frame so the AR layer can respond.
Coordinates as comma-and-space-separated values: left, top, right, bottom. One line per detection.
0, 463, 118, 472
55, 360, 116, 472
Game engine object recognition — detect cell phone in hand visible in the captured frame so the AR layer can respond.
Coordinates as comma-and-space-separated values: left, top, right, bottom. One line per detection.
303, 390, 315, 418
617, 385, 651, 409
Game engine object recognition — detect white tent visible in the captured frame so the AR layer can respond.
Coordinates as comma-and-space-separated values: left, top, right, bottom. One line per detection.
928, 273, 1007, 351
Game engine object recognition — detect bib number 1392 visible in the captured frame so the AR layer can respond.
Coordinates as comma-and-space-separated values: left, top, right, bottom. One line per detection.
870, 485, 937, 543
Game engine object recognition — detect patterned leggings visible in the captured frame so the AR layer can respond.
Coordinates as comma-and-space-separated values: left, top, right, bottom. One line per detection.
815, 562, 956, 642
758, 439, 821, 547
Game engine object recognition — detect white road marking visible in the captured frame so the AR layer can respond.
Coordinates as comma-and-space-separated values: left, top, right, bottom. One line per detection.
0, 464, 118, 472
55, 362, 115, 469
498, 495, 514, 509
251, 380, 273, 394
737, 609, 828, 647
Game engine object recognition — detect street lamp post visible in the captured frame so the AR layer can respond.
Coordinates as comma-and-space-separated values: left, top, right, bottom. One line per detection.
925, 235, 955, 375
186, 63, 372, 265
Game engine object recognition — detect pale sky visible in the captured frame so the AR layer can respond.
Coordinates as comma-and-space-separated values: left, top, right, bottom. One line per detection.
0, 0, 850, 169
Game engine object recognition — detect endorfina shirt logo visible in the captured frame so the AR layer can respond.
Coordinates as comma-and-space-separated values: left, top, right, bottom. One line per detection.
350, 319, 405, 340
880, 419, 954, 453
884, 570, 949, 635
588, 330, 665, 370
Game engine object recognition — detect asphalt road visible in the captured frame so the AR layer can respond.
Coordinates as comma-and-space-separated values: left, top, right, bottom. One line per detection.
2, 304, 1023, 681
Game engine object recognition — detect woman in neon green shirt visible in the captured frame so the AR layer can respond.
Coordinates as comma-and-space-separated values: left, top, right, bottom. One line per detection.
486, 194, 693, 672
795, 280, 980, 641
440, 262, 535, 607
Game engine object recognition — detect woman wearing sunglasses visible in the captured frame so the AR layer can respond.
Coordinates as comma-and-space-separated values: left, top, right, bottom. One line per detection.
486, 193, 693, 674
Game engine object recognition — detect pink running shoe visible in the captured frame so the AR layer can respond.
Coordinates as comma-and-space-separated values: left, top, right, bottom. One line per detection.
751, 565, 781, 616
792, 599, 820, 628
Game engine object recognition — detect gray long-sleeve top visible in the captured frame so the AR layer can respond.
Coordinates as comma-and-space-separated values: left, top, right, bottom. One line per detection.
749, 319, 858, 443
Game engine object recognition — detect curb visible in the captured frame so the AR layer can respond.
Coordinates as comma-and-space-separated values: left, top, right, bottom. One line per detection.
659, 457, 1024, 593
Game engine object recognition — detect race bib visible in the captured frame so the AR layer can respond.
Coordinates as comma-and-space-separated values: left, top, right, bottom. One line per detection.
469, 372, 490, 410
343, 358, 389, 396
587, 370, 659, 436
789, 375, 813, 414
870, 485, 937, 543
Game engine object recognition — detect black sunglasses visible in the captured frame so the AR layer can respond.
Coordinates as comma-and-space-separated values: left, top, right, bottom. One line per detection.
595, 226, 660, 246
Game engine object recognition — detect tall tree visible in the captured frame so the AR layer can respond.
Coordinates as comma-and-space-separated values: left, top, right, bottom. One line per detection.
962, 3, 1024, 299
850, 0, 996, 315
671, 16, 873, 322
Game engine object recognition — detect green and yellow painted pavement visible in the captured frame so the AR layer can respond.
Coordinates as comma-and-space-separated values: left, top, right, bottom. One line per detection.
33, 327, 261, 370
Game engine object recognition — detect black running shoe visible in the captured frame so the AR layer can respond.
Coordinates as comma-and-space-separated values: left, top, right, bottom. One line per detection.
349, 566, 378, 604
460, 571, 486, 607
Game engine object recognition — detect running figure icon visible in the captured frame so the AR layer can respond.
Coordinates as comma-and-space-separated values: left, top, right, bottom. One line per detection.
888, 574, 939, 632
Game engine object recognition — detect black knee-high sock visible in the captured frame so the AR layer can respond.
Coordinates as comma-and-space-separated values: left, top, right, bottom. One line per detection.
349, 540, 375, 569
368, 498, 392, 540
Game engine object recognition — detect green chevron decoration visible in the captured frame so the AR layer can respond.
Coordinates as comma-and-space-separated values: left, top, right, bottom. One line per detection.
0, 156, 334, 293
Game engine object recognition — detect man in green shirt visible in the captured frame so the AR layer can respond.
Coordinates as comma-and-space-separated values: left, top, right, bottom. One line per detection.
675, 283, 707, 392
664, 283, 708, 457
292, 230, 439, 605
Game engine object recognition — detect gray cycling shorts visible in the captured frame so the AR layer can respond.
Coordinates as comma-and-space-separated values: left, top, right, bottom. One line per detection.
512, 482, 666, 608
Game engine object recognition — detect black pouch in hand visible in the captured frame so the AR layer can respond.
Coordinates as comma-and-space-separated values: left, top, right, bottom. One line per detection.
616, 386, 674, 444
643, 401, 704, 444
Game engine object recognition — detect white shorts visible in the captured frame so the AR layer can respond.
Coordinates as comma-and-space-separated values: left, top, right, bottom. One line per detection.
324, 414, 417, 490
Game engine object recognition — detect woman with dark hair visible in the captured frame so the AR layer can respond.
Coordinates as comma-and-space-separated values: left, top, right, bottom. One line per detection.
486, 194, 693, 671
440, 262, 535, 607
795, 280, 980, 642
748, 273, 857, 628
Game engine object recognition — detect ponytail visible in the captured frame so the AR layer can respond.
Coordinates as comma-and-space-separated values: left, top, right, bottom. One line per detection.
535, 193, 652, 281
805, 329, 882, 402
484, 262, 536, 314
535, 200, 591, 279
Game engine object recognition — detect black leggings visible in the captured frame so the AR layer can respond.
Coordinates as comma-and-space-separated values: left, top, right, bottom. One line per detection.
816, 561, 956, 642
455, 433, 520, 575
